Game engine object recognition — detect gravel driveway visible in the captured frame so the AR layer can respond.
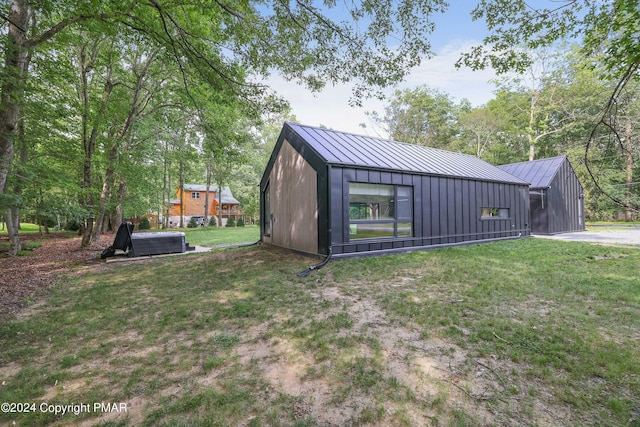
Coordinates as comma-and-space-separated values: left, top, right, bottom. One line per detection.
535, 227, 640, 245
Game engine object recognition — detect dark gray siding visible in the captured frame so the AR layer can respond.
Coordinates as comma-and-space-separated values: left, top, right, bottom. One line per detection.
329, 167, 530, 256
498, 156, 585, 235
546, 160, 585, 234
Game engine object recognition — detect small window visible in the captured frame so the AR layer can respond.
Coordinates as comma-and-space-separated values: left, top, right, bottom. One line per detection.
191, 192, 200, 199
481, 207, 509, 219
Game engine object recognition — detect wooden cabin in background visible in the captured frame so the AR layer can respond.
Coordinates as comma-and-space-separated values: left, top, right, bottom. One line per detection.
168, 184, 241, 226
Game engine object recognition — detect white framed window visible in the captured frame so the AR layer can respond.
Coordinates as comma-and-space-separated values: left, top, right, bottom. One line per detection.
191, 192, 200, 199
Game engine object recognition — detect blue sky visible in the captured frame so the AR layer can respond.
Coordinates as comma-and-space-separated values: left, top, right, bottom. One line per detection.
266, 2, 500, 136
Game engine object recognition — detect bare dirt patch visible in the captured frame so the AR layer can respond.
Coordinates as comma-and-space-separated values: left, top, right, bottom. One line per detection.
225, 283, 512, 425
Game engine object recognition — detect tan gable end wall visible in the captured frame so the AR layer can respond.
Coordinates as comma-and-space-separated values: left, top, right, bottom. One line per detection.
267, 139, 318, 254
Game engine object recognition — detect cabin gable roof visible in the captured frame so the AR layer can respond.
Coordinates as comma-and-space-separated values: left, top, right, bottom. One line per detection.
497, 156, 568, 189
279, 122, 529, 185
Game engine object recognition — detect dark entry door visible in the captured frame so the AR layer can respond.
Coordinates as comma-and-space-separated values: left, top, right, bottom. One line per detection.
530, 192, 548, 234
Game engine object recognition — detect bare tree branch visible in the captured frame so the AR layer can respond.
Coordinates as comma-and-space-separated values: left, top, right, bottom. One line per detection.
584, 62, 640, 211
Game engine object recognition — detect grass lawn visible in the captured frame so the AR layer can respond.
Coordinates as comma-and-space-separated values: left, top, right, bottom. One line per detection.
0, 223, 52, 234
0, 238, 638, 426
180, 225, 259, 246
0, 222, 259, 244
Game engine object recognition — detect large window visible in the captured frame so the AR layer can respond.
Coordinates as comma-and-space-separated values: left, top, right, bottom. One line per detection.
349, 183, 413, 240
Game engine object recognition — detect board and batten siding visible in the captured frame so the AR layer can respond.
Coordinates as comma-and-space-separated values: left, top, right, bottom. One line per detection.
546, 160, 584, 233
266, 139, 318, 254
498, 156, 584, 235
329, 167, 530, 256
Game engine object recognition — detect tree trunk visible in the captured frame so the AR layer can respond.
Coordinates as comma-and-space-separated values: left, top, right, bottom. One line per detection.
79, 54, 114, 247
7, 117, 28, 255
5, 207, 20, 255
204, 160, 212, 224
80, 43, 117, 247
3, 176, 20, 255
528, 130, 535, 161
179, 160, 185, 228
114, 178, 126, 230
92, 141, 119, 243
163, 141, 170, 229
624, 117, 634, 222
0, 0, 30, 196
527, 89, 537, 161
1, 1, 31, 255
217, 182, 223, 227
92, 50, 152, 240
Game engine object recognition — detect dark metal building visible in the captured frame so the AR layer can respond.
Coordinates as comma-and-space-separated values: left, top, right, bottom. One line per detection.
498, 156, 585, 235
260, 122, 531, 257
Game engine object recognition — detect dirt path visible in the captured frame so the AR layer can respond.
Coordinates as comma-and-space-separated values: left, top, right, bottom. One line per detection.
0, 235, 108, 317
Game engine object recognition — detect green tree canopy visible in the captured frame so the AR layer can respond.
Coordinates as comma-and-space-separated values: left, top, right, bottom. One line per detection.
1, 0, 451, 252
460, 0, 640, 78
460, 0, 640, 213
368, 85, 465, 149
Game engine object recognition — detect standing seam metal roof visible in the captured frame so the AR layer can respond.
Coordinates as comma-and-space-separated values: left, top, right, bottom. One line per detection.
497, 156, 566, 188
286, 122, 529, 185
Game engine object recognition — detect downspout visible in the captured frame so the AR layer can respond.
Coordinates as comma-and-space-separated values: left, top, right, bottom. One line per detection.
326, 164, 333, 258
297, 247, 333, 277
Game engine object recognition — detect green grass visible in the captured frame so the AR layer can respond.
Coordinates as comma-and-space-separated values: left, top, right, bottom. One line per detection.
0, 222, 42, 234
0, 223, 257, 258
0, 222, 74, 235
586, 221, 640, 231
0, 222, 259, 245
1, 238, 639, 426
179, 225, 259, 246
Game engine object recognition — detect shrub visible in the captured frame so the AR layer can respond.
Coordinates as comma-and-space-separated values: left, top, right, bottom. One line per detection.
187, 217, 198, 228
39, 217, 55, 228
208, 217, 217, 227
138, 218, 151, 230
237, 217, 245, 227
225, 216, 235, 227
64, 219, 80, 231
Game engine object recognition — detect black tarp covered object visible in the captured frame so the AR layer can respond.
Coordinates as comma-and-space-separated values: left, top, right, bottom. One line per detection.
100, 222, 133, 259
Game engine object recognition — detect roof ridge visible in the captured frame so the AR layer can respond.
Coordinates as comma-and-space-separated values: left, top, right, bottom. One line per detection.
498, 155, 567, 167
284, 122, 529, 185
286, 122, 490, 161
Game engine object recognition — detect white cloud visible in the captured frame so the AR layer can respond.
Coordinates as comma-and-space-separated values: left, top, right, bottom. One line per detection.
403, 40, 499, 105
264, 40, 500, 136
263, 74, 382, 136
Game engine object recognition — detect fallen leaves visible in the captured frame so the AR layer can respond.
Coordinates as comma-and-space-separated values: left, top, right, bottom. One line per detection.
0, 234, 108, 317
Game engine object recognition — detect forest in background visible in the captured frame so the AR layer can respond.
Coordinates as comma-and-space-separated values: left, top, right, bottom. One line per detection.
1, 1, 639, 256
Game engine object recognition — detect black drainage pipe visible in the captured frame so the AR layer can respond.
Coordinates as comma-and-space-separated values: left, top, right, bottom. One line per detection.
297, 247, 333, 277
